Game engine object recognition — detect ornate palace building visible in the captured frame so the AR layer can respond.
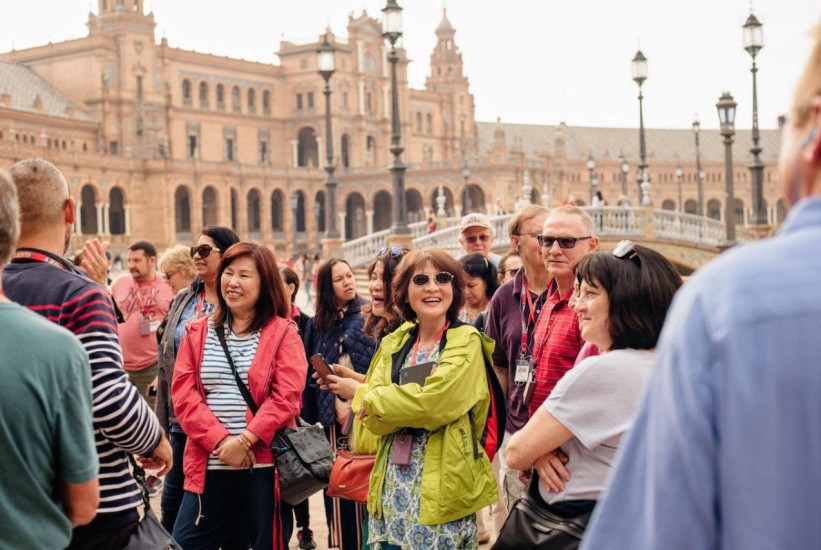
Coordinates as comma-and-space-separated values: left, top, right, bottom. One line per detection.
0, 0, 782, 256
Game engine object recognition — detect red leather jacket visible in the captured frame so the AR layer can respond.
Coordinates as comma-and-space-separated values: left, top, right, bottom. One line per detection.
172, 315, 307, 493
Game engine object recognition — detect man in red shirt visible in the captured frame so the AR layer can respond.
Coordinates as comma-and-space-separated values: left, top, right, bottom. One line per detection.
528, 206, 598, 416
111, 240, 174, 408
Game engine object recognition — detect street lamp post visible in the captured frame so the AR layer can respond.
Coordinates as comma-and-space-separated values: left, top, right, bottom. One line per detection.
587, 152, 596, 205
743, 11, 767, 225
675, 164, 684, 212
382, 0, 409, 235
289, 191, 300, 255
693, 114, 705, 216
619, 153, 629, 198
317, 34, 339, 239
461, 159, 471, 215
717, 92, 738, 244
632, 50, 650, 204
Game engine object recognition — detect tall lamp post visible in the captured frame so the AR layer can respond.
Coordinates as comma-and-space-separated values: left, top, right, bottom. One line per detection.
632, 50, 650, 204
675, 164, 684, 212
619, 153, 629, 198
382, 0, 409, 235
743, 11, 767, 225
461, 159, 471, 215
587, 153, 596, 204
317, 34, 339, 239
289, 191, 300, 254
717, 92, 738, 244
693, 114, 705, 216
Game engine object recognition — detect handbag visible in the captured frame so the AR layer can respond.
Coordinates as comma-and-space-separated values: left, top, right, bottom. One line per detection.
492, 473, 595, 550
123, 455, 179, 550
326, 442, 375, 503
217, 325, 334, 506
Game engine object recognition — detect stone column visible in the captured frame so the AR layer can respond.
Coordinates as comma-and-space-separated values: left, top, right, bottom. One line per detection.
95, 203, 105, 235
291, 140, 299, 167
366, 209, 374, 235
358, 81, 365, 115
124, 204, 131, 235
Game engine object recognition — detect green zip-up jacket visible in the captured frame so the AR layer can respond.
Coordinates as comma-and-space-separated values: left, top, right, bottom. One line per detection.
359, 321, 499, 524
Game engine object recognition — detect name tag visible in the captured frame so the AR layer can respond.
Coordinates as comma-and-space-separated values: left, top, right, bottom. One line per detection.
149, 320, 162, 332
514, 357, 532, 385
139, 317, 151, 336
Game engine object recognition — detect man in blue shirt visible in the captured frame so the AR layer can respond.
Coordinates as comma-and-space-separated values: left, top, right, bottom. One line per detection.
583, 21, 821, 549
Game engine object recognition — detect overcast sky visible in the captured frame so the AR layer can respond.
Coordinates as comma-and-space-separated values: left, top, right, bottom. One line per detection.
1, 1, 818, 130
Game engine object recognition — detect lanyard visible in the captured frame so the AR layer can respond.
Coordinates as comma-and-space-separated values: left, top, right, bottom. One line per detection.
520, 277, 537, 357
133, 281, 153, 318
11, 250, 68, 271
411, 321, 449, 366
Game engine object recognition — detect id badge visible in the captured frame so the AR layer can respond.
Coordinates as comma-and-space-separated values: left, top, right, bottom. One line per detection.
390, 434, 413, 466
514, 357, 532, 385
139, 316, 151, 336
149, 320, 161, 332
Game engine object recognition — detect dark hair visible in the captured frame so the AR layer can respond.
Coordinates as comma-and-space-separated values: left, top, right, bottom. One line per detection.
212, 242, 289, 333
128, 240, 158, 258
392, 248, 465, 323
363, 247, 409, 338
575, 245, 682, 351
460, 252, 499, 300
280, 266, 300, 302
314, 258, 356, 331
201, 225, 240, 253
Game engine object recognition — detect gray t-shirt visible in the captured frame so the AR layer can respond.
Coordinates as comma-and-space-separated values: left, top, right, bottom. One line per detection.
540, 349, 654, 503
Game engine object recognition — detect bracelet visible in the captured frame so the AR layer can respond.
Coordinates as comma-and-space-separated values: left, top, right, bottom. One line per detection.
237, 433, 253, 452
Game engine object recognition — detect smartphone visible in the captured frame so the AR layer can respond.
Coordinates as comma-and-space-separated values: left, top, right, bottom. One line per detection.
310, 353, 335, 383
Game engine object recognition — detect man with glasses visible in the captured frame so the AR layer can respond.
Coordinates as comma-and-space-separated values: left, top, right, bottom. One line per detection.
3, 158, 171, 548
529, 206, 599, 419
111, 240, 174, 409
459, 212, 502, 268
484, 204, 551, 534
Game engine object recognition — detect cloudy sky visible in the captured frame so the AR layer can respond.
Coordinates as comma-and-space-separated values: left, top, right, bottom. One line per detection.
1, 0, 818, 130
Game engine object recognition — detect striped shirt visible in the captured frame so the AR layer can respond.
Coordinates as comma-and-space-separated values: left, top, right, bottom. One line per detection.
201, 325, 268, 469
4, 251, 162, 519
528, 282, 585, 416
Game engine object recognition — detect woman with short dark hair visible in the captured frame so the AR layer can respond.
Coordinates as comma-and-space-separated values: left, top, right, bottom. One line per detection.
172, 242, 307, 549
503, 242, 682, 548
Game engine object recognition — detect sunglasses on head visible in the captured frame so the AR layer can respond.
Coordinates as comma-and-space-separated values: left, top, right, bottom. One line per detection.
536, 235, 592, 249
190, 244, 221, 259
411, 271, 455, 286
378, 246, 405, 258
612, 240, 641, 265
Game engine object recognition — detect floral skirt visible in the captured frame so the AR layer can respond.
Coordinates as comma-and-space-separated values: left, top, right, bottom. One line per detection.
368, 432, 478, 549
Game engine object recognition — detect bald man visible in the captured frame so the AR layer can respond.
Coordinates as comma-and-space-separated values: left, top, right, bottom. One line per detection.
3, 158, 171, 548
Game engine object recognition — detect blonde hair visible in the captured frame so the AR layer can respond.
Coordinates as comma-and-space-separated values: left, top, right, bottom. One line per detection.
547, 205, 596, 236
159, 244, 197, 280
791, 20, 821, 126
9, 158, 69, 233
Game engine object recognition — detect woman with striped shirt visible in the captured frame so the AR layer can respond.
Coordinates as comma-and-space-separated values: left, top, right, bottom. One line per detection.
172, 242, 308, 550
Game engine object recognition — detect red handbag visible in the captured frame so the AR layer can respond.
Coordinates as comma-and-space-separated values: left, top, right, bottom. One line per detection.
326, 448, 375, 504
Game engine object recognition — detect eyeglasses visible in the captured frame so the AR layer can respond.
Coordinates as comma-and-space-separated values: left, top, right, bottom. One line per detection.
536, 235, 592, 249
163, 271, 177, 281
465, 234, 491, 244
613, 240, 640, 265
502, 267, 520, 277
513, 232, 540, 239
411, 271, 455, 286
190, 244, 221, 258
377, 246, 405, 258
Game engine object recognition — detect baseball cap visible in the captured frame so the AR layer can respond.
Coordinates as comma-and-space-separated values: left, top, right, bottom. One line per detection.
460, 213, 493, 234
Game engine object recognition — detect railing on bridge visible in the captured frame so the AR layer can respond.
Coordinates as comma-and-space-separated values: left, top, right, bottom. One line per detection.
342, 207, 735, 267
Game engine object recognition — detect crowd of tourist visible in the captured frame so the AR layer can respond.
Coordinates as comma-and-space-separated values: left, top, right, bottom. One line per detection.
2, 19, 821, 550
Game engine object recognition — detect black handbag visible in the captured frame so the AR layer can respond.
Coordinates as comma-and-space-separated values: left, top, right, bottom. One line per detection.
492, 473, 595, 550
123, 455, 179, 550
217, 325, 334, 506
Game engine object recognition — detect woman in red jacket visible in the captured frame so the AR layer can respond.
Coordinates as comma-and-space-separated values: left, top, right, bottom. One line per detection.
172, 242, 307, 550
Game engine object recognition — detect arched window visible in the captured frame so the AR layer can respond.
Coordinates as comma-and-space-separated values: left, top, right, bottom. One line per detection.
684, 199, 697, 214
232, 86, 241, 112
202, 186, 218, 226
109, 188, 126, 235
366, 136, 376, 166
340, 134, 350, 168
80, 185, 98, 235
216, 84, 225, 109
230, 188, 238, 231
426, 113, 433, 133
271, 190, 284, 231
175, 186, 191, 232
415, 112, 422, 132
262, 90, 271, 115
661, 199, 676, 212
707, 199, 721, 220
247, 88, 256, 113
247, 189, 261, 232
199, 81, 208, 108
297, 127, 318, 167
182, 79, 192, 105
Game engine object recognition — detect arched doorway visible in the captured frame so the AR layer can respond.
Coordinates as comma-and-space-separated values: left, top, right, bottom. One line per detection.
202, 186, 218, 227
297, 127, 318, 167
345, 192, 367, 239
373, 190, 392, 231
294, 191, 306, 232
314, 191, 326, 233
109, 187, 126, 235
175, 186, 191, 233
707, 199, 721, 220
684, 199, 697, 214
464, 184, 486, 215
80, 185, 97, 235
661, 199, 676, 211
247, 189, 261, 233
340, 134, 350, 168
230, 188, 239, 232
271, 190, 284, 231
429, 187, 455, 217
406, 188, 424, 223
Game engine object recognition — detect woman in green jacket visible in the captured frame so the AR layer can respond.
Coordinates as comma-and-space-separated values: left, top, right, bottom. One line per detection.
357, 248, 498, 549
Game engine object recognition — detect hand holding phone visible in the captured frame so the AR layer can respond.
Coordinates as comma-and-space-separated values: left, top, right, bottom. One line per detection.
310, 353, 335, 384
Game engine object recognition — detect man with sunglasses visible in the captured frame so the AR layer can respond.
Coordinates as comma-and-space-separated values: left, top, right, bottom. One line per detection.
459, 212, 502, 268
529, 206, 599, 418
111, 240, 174, 409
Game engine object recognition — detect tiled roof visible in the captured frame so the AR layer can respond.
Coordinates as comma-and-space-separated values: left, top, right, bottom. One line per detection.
476, 120, 781, 165
0, 61, 93, 122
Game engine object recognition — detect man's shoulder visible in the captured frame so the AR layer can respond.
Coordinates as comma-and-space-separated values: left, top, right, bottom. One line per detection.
0, 302, 86, 352
4, 261, 107, 302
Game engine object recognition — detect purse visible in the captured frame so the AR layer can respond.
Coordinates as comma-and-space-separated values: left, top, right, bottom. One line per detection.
492, 473, 595, 550
123, 455, 179, 550
326, 439, 375, 503
217, 325, 334, 506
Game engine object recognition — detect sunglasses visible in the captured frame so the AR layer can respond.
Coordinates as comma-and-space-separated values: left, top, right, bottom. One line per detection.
613, 240, 641, 265
411, 271, 455, 286
536, 235, 592, 249
378, 246, 405, 258
190, 244, 221, 259
465, 234, 491, 244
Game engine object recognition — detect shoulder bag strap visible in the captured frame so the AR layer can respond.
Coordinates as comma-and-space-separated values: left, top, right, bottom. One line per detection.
126, 453, 152, 511
217, 324, 259, 415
